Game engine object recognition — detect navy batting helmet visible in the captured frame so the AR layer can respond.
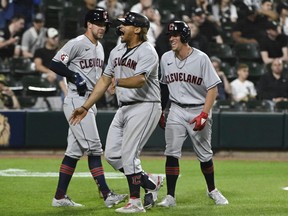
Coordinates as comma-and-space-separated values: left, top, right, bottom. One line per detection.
167, 21, 191, 43
84, 8, 111, 29
117, 12, 150, 29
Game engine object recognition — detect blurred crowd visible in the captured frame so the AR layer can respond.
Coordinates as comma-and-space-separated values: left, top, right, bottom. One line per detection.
0, 0, 288, 111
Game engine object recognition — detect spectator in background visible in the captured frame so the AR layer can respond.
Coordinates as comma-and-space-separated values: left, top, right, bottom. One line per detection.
12, 0, 40, 29
184, 0, 214, 23
142, 5, 162, 47
130, 0, 153, 13
21, 13, 46, 59
257, 0, 278, 22
211, 0, 238, 29
0, 0, 9, 29
191, 7, 223, 44
97, 0, 124, 20
0, 14, 25, 60
78, 0, 98, 34
33, 28, 65, 110
34, 28, 59, 85
259, 21, 288, 65
257, 58, 288, 103
210, 56, 232, 100
187, 20, 210, 55
0, 74, 20, 109
231, 63, 257, 102
231, 5, 268, 44
130, 0, 161, 27
155, 24, 170, 58
277, 1, 288, 36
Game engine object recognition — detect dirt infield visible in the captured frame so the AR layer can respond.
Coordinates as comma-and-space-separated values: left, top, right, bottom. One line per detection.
0, 149, 288, 161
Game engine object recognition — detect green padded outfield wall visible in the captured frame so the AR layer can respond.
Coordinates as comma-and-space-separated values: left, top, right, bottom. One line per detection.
219, 112, 284, 149
284, 114, 288, 149
22, 111, 288, 150
25, 111, 68, 148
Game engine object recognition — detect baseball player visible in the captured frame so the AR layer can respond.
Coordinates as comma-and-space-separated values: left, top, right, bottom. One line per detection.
157, 21, 229, 207
49, 8, 127, 207
69, 12, 164, 213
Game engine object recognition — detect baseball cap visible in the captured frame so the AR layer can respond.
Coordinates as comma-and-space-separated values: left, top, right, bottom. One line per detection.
47, 28, 59, 38
33, 13, 45, 22
210, 56, 222, 64
192, 7, 205, 17
266, 21, 278, 30
0, 74, 8, 85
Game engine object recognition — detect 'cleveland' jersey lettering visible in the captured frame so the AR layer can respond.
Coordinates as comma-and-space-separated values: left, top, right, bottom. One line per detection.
80, 58, 104, 69
165, 72, 203, 85
113, 57, 137, 70
160, 48, 221, 104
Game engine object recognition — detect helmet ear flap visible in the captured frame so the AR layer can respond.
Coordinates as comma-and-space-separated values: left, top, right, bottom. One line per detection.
180, 35, 188, 43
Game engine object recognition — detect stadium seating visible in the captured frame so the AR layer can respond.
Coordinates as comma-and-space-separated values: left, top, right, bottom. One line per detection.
0, 58, 10, 74
209, 43, 236, 64
233, 43, 262, 63
274, 101, 288, 112
10, 58, 37, 76
220, 61, 237, 80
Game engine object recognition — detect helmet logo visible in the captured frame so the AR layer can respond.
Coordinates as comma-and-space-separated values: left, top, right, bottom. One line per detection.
169, 23, 175, 31
103, 11, 108, 20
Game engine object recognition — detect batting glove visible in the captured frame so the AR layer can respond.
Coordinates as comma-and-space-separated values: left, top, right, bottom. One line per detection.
190, 111, 208, 131
158, 112, 166, 129
69, 73, 87, 97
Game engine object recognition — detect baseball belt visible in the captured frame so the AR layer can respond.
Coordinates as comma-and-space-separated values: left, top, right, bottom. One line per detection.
172, 101, 204, 108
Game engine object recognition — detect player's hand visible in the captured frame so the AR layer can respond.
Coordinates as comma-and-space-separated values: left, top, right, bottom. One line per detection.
69, 106, 88, 125
107, 77, 116, 95
158, 111, 166, 129
69, 73, 87, 96
190, 111, 208, 131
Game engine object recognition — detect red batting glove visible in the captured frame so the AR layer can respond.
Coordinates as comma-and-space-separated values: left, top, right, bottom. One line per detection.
190, 111, 208, 131
158, 112, 166, 129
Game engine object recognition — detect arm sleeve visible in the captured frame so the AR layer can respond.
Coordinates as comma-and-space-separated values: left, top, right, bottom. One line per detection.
49, 60, 75, 79
160, 83, 169, 111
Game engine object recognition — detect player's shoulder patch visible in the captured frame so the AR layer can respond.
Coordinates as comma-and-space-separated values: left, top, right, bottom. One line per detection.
60, 52, 69, 64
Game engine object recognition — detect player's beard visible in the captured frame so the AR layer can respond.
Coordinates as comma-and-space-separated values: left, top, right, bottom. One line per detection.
92, 29, 105, 41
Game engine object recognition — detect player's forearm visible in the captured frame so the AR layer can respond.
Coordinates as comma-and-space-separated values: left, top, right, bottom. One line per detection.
35, 64, 52, 74
22, 50, 33, 58
116, 74, 146, 88
83, 75, 111, 109
203, 87, 218, 113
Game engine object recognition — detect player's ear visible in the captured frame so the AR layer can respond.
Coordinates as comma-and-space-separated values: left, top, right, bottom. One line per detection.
134, 27, 141, 34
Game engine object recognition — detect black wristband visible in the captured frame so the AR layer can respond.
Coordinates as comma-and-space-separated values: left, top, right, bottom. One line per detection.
81, 106, 89, 111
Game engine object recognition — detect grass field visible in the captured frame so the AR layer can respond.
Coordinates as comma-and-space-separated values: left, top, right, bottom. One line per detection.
0, 152, 288, 216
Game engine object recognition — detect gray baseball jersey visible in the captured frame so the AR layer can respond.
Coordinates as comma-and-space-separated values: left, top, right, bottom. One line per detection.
103, 41, 161, 104
52, 35, 105, 159
160, 48, 221, 104
160, 48, 221, 162
103, 41, 162, 175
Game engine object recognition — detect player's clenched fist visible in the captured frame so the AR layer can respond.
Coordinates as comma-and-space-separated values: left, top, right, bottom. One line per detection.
69, 106, 89, 125
190, 111, 208, 131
